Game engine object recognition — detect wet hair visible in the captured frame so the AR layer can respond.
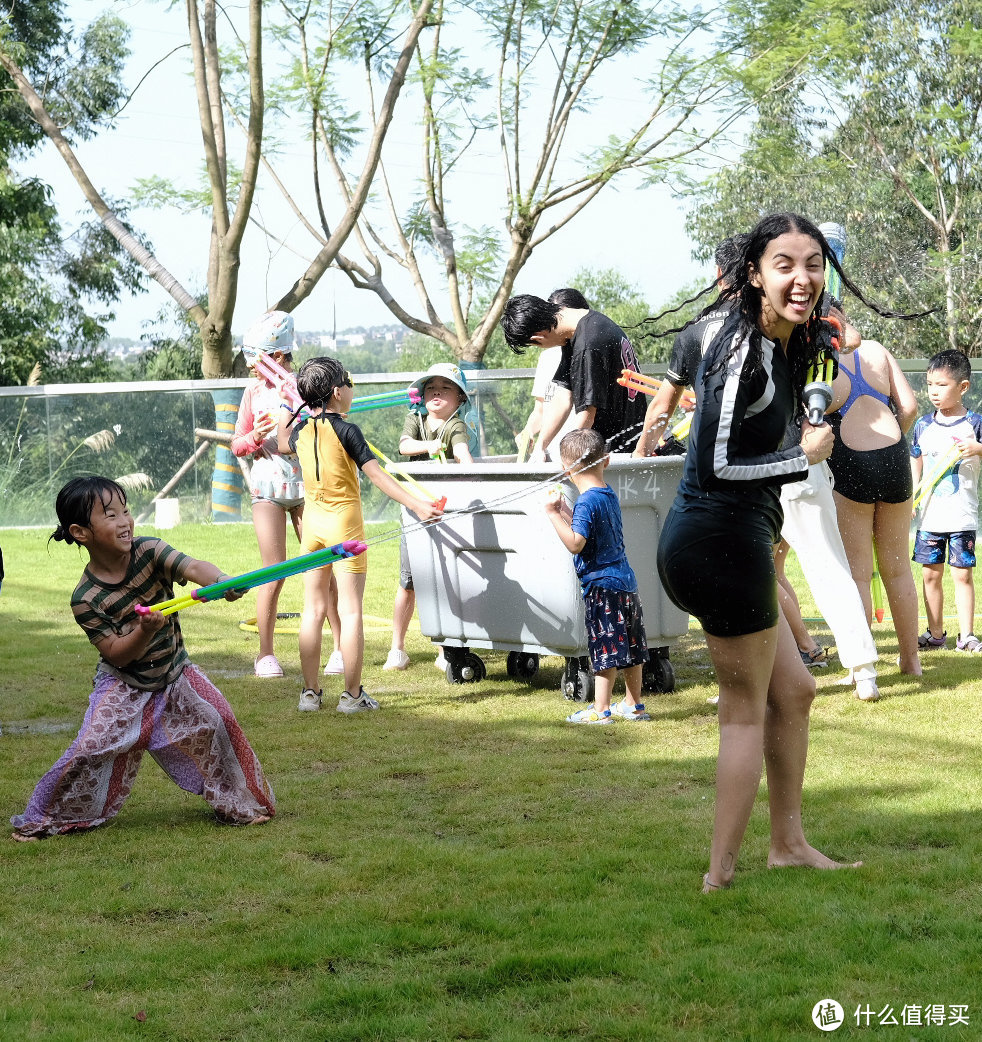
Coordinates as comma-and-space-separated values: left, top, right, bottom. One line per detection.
927, 349, 971, 384
548, 287, 590, 310
295, 356, 351, 412
714, 234, 749, 274
559, 428, 607, 470
501, 295, 563, 353
49, 476, 127, 546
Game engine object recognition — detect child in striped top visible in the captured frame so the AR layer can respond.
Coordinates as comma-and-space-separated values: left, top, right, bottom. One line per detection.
11, 476, 275, 840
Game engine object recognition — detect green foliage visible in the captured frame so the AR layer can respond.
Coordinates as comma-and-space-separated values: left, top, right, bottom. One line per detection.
0, 6, 148, 385
693, 0, 982, 357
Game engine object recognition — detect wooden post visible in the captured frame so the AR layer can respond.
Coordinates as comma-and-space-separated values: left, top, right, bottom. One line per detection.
135, 439, 212, 524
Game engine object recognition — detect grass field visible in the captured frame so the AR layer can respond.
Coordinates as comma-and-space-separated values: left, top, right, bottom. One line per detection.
1, 522, 980, 1041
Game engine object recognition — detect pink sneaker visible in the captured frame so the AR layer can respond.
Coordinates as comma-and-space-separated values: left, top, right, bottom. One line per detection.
254, 654, 284, 678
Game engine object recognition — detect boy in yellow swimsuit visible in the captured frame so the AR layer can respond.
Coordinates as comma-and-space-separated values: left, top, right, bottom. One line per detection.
278, 357, 443, 713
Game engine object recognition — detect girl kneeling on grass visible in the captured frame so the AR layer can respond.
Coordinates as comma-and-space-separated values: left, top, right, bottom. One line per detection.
11, 477, 275, 841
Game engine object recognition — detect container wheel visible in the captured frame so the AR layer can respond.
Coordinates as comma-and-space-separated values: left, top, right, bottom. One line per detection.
642, 649, 676, 693
561, 657, 594, 702
506, 651, 539, 681
446, 652, 486, 684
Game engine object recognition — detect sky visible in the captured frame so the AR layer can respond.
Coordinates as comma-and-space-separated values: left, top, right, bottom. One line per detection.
33, 0, 714, 342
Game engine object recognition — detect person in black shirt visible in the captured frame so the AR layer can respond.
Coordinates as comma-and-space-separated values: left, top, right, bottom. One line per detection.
502, 295, 646, 456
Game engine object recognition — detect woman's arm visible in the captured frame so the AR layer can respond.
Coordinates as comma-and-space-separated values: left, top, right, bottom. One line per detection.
885, 348, 918, 434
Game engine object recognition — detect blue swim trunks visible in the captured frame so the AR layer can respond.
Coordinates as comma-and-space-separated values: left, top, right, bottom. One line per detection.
913, 530, 976, 569
584, 587, 648, 673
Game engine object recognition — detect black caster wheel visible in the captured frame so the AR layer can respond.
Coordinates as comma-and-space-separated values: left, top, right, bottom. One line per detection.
642, 648, 676, 693
506, 651, 539, 681
561, 656, 594, 702
446, 651, 486, 684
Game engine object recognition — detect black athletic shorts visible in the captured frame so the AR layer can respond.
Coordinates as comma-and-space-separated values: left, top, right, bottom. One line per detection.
657, 501, 779, 638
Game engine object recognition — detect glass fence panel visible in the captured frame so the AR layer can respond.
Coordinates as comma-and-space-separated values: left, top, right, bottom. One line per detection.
0, 372, 537, 529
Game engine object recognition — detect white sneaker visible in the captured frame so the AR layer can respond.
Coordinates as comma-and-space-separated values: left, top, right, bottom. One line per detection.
383, 648, 410, 671
434, 650, 447, 671
297, 688, 322, 712
337, 688, 381, 714
323, 650, 345, 676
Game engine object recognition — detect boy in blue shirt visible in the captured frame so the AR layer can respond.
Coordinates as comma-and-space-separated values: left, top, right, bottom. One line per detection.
545, 428, 650, 723
911, 349, 982, 652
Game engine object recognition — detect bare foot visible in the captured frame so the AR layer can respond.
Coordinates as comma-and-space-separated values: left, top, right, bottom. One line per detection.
768, 843, 862, 870
10, 832, 39, 843
702, 872, 732, 894
898, 653, 922, 676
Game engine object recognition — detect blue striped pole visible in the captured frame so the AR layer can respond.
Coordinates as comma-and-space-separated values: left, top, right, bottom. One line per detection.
210, 387, 245, 522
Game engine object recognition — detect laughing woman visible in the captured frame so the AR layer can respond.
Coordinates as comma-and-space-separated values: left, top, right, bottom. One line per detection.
655, 213, 898, 891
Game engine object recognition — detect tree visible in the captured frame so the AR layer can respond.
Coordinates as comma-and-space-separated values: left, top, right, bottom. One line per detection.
0, 3, 149, 385
0, 0, 436, 378
280, 0, 754, 365
689, 0, 982, 357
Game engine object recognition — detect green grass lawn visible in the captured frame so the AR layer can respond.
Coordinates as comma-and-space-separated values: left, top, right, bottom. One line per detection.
1, 523, 980, 1041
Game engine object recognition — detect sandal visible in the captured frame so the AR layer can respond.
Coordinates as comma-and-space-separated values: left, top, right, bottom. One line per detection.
799, 646, 829, 669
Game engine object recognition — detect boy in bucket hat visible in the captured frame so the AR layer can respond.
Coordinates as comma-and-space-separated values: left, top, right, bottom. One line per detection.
382, 362, 476, 672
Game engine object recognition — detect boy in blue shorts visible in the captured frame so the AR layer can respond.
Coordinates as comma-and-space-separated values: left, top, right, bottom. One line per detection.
910, 349, 982, 652
545, 428, 650, 723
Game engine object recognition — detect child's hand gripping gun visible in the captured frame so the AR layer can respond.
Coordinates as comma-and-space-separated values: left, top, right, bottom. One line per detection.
135, 541, 368, 617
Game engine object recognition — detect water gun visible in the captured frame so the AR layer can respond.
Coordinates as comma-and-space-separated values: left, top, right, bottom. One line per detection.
805, 222, 847, 425
135, 541, 368, 617
912, 441, 962, 510
871, 543, 884, 623
253, 353, 419, 414
617, 369, 696, 409
253, 352, 303, 410
366, 442, 447, 511
348, 388, 421, 415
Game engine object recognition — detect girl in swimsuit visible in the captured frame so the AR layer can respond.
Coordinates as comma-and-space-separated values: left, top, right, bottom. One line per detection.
827, 327, 922, 676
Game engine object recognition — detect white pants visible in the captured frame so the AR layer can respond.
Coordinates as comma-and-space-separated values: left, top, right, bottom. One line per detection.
780, 462, 877, 671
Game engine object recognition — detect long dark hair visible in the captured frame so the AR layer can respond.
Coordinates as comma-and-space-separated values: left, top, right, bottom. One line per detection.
644, 213, 931, 411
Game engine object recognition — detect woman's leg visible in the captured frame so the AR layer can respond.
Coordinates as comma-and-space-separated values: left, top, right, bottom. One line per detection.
873, 500, 922, 675
764, 609, 860, 869
774, 540, 818, 655
336, 567, 368, 697
251, 500, 288, 661
702, 627, 776, 890
832, 492, 876, 622
299, 564, 333, 691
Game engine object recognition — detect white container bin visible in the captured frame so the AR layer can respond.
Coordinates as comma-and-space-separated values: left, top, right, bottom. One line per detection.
401, 454, 687, 698
154, 497, 181, 529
